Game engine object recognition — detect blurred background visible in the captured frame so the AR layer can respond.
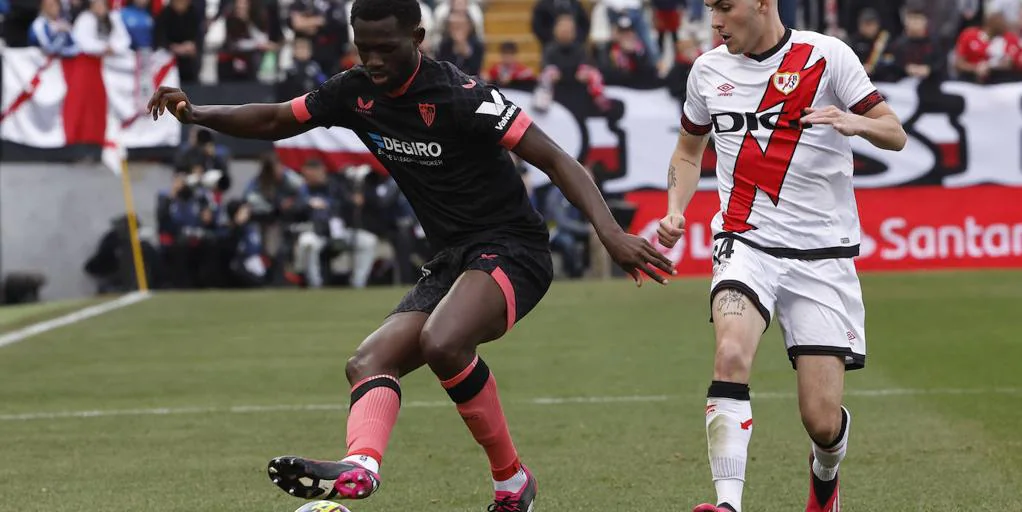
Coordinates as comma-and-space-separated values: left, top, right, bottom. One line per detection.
0, 0, 1020, 302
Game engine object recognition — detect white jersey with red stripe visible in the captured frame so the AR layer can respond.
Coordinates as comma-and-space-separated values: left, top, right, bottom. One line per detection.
682, 29, 883, 258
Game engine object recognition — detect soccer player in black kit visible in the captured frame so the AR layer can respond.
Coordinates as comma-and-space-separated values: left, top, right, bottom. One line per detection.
148, 0, 674, 509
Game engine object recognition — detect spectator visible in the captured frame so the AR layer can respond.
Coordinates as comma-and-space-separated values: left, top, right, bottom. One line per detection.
531, 0, 588, 48
72, 0, 130, 55
432, 0, 482, 41
174, 128, 232, 200
276, 36, 326, 101
244, 153, 308, 278
154, 0, 202, 82
218, 0, 284, 50
987, 0, 1022, 32
205, 0, 275, 82
28, 0, 76, 55
219, 199, 267, 287
955, 8, 1022, 83
435, 10, 483, 76
665, 35, 699, 115
543, 185, 588, 279
887, 5, 945, 84
837, 1, 902, 41
482, 40, 536, 87
651, 0, 682, 57
846, 8, 892, 78
597, 15, 658, 86
911, 0, 964, 49
601, 0, 658, 63
291, 158, 336, 288
287, 0, 347, 76
537, 14, 612, 113
333, 164, 381, 289
119, 0, 153, 50
156, 171, 220, 288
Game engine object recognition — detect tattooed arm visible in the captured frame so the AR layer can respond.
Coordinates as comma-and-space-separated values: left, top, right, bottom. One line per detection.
657, 129, 710, 248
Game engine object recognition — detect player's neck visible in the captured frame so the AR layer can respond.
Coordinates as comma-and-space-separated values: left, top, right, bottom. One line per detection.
748, 20, 788, 57
388, 50, 422, 95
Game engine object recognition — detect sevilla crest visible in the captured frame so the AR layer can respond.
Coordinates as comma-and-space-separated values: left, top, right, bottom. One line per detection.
772, 72, 800, 95
418, 103, 436, 127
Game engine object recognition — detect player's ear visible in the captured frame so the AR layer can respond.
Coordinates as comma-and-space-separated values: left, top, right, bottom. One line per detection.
412, 26, 425, 47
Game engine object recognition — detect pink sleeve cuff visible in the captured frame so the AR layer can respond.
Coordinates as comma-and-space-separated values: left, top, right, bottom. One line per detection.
499, 111, 532, 149
290, 94, 311, 123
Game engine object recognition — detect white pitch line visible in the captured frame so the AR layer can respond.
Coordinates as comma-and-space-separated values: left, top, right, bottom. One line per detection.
1, 389, 1018, 422
0, 291, 152, 349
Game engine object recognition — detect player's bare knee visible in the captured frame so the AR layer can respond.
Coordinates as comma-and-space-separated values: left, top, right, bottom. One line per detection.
713, 335, 754, 382
419, 326, 461, 367
800, 398, 843, 445
345, 351, 373, 385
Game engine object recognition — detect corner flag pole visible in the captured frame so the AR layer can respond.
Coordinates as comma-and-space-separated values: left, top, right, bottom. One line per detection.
119, 159, 149, 292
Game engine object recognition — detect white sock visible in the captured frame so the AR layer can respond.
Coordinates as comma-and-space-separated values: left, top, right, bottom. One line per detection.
342, 454, 380, 474
493, 467, 528, 493
812, 406, 850, 482
706, 391, 753, 512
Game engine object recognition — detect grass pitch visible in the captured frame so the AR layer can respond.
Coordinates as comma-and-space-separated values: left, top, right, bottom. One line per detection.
1, 270, 1020, 511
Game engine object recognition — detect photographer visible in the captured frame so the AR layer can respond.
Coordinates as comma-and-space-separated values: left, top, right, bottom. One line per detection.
174, 128, 232, 201
244, 152, 309, 283
217, 200, 267, 288
156, 171, 220, 288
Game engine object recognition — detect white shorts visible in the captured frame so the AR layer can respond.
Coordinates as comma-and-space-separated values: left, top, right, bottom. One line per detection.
709, 236, 867, 370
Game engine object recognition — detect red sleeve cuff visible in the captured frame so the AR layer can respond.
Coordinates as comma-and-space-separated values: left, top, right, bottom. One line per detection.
681, 113, 712, 135
499, 111, 532, 149
290, 94, 311, 123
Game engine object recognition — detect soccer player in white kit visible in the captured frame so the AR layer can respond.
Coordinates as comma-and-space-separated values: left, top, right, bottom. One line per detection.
656, 1, 907, 511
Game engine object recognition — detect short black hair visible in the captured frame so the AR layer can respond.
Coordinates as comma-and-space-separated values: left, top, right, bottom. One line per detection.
350, 0, 422, 30
500, 40, 518, 54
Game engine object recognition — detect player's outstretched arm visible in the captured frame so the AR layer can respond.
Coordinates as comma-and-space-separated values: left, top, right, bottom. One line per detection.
801, 102, 906, 151
147, 86, 311, 141
657, 129, 709, 249
513, 124, 676, 285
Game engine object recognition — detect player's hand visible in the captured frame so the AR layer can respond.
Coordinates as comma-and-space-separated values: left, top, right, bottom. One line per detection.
148, 86, 195, 124
801, 106, 864, 137
656, 213, 686, 248
601, 230, 676, 287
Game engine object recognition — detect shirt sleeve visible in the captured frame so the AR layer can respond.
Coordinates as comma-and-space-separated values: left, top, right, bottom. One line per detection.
455, 81, 533, 149
289, 70, 357, 128
831, 38, 884, 116
680, 59, 711, 135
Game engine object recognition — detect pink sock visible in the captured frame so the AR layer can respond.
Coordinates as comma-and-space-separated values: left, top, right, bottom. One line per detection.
441, 356, 521, 480
345, 375, 401, 466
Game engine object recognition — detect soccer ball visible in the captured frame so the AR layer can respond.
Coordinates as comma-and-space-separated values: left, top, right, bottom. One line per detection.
293, 501, 351, 512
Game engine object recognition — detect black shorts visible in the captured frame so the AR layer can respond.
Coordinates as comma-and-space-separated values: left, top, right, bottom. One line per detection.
391, 238, 554, 331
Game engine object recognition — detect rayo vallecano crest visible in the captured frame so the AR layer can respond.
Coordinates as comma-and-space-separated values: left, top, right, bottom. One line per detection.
772, 72, 800, 95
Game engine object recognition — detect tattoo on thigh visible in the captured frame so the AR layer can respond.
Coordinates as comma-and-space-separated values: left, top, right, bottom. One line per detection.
716, 289, 746, 318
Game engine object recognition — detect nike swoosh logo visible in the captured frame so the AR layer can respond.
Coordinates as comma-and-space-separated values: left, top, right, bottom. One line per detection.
740, 418, 753, 430
463, 79, 476, 89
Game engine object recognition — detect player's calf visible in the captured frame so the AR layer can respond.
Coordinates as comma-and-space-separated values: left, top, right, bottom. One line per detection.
701, 381, 753, 512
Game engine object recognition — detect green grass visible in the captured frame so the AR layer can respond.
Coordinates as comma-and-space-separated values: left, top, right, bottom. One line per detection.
1, 270, 1021, 511
0, 296, 106, 333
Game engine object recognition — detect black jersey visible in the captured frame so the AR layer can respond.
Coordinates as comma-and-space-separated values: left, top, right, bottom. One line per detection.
290, 55, 550, 251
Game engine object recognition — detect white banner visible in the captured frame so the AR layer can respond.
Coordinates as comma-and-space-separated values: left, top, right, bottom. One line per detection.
274, 79, 1022, 191
1, 48, 181, 149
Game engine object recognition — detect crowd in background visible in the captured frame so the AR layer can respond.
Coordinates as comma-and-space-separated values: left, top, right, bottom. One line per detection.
81, 126, 593, 293
4, 0, 1022, 292
2, 0, 1022, 86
